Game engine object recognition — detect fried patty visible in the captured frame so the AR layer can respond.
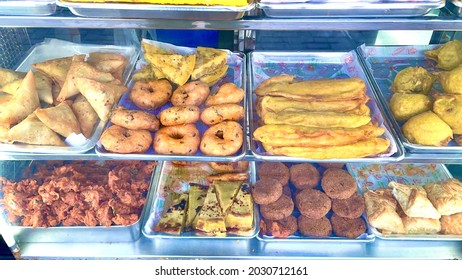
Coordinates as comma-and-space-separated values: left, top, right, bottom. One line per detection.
289, 163, 320, 190
321, 168, 357, 199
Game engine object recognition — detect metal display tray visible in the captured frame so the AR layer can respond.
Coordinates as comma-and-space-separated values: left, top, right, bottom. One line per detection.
357, 44, 462, 154
142, 161, 259, 239
0, 38, 139, 155
56, 0, 255, 19
255, 161, 375, 242
96, 40, 247, 162
347, 162, 462, 241
447, 0, 462, 16
0, 0, 57, 16
248, 51, 404, 163
0, 160, 159, 243
257, 0, 445, 18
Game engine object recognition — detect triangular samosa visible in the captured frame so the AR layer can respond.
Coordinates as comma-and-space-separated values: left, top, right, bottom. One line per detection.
144, 53, 196, 86
35, 102, 81, 138
191, 46, 227, 80
32, 55, 83, 88
2, 71, 53, 104
6, 113, 65, 146
0, 68, 25, 87
0, 71, 40, 128
71, 94, 99, 139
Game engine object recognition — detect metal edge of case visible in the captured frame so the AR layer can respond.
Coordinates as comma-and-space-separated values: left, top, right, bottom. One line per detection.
2, 160, 159, 243
56, 0, 255, 20
0, 1, 57, 16
142, 161, 259, 239
247, 50, 405, 163
96, 52, 248, 162
447, 0, 462, 16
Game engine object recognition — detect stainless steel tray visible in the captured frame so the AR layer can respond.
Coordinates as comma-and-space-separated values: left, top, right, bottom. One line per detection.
255, 161, 375, 242
56, 0, 255, 19
257, 0, 445, 18
142, 161, 259, 239
357, 44, 462, 154
96, 40, 247, 162
0, 160, 158, 243
447, 0, 462, 16
0, 38, 139, 155
347, 162, 462, 241
248, 51, 404, 163
0, 0, 57, 16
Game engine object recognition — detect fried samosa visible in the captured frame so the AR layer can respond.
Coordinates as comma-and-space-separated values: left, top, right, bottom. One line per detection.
6, 113, 65, 146
425, 40, 462, 71
436, 66, 462, 95
423, 179, 462, 216
389, 92, 432, 122
87, 52, 127, 82
433, 94, 462, 134
440, 213, 462, 235
73, 77, 127, 121
71, 94, 99, 139
32, 55, 84, 88
364, 190, 405, 234
262, 109, 371, 128
254, 75, 367, 102
2, 71, 53, 104
253, 123, 384, 147
0, 71, 40, 128
263, 137, 390, 159
402, 111, 453, 146
389, 181, 441, 219
144, 53, 196, 86
191, 46, 227, 80
391, 66, 435, 95
0, 68, 25, 88
35, 102, 81, 138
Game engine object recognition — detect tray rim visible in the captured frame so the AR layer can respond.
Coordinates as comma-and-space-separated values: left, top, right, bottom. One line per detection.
141, 161, 260, 239
247, 50, 405, 163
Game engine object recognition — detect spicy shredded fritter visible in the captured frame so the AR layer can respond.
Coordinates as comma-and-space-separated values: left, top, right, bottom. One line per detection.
0, 160, 157, 228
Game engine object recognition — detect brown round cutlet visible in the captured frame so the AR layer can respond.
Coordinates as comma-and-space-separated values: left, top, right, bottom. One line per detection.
252, 178, 283, 205
261, 215, 298, 238
258, 162, 290, 186
330, 213, 367, 239
295, 189, 331, 219
321, 168, 357, 199
332, 193, 365, 219
297, 215, 332, 237
260, 194, 294, 221
289, 163, 320, 190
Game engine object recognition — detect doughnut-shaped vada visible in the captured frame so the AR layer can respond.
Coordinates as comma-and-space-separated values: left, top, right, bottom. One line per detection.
171, 81, 210, 106
159, 105, 200, 126
209, 161, 249, 173
200, 104, 244, 126
130, 79, 172, 110
100, 125, 152, 154
200, 121, 243, 156
205, 83, 244, 107
110, 106, 160, 132
154, 124, 200, 155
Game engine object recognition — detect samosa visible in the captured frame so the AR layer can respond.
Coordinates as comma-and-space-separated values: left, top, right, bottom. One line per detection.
35, 102, 81, 138
6, 113, 65, 146
0, 68, 25, 88
2, 71, 53, 104
71, 94, 99, 139
32, 55, 83, 88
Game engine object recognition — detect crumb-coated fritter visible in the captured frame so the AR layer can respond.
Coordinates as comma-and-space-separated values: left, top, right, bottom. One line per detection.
297, 215, 332, 237
321, 168, 357, 199
289, 163, 320, 190
260, 215, 298, 238
295, 189, 331, 219
252, 178, 283, 205
330, 213, 366, 239
257, 162, 290, 186
332, 193, 365, 219
260, 194, 294, 221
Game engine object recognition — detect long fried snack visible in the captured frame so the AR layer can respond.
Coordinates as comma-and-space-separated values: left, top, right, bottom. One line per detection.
262, 109, 371, 128
254, 75, 367, 102
263, 138, 390, 159
254, 124, 384, 148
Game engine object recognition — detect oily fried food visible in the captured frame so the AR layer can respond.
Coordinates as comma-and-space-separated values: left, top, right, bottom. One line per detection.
436, 66, 462, 95
132, 64, 156, 81
2, 71, 53, 105
433, 94, 462, 134
144, 53, 196, 86
0, 71, 40, 128
254, 75, 367, 102
261, 215, 298, 238
35, 102, 81, 138
400, 215, 441, 235
423, 179, 462, 216
425, 40, 462, 70
200, 64, 228, 86
289, 163, 320, 190
32, 55, 82, 88
298, 215, 332, 237
209, 161, 249, 173
191, 46, 227, 81
200, 121, 243, 156
0, 67, 25, 87
389, 92, 432, 122
391, 66, 436, 95
295, 189, 331, 219
205, 82, 244, 107
71, 94, 99, 138
87, 51, 127, 81
200, 104, 244, 126
110, 106, 160, 132
389, 181, 440, 219
364, 189, 405, 234
6, 113, 65, 146
257, 162, 290, 186
154, 124, 200, 155
263, 137, 390, 159
402, 111, 453, 146
260, 194, 294, 221
100, 125, 152, 154
321, 168, 357, 200
207, 172, 249, 183
440, 213, 462, 235
332, 193, 366, 219
262, 109, 371, 129
130, 79, 173, 110
159, 105, 200, 126
253, 123, 384, 148
171, 81, 210, 106
252, 178, 283, 205
330, 213, 366, 239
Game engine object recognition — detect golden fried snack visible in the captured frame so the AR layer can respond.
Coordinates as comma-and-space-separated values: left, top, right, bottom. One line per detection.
100, 125, 152, 154
200, 121, 243, 156
32, 55, 82, 88
423, 179, 462, 216
0, 71, 40, 128
262, 109, 371, 129
389, 181, 440, 219
2, 71, 53, 105
110, 106, 160, 132
391, 66, 435, 95
200, 64, 229, 87
154, 124, 200, 155
87, 51, 127, 81
35, 102, 81, 138
436, 66, 462, 94
159, 105, 200, 126
402, 111, 453, 146
200, 104, 244, 125
389, 92, 432, 122
254, 123, 384, 148
207, 172, 249, 183
0, 67, 25, 88
254, 75, 367, 102
440, 213, 462, 235
130, 79, 172, 110
425, 40, 462, 70
171, 81, 210, 106
209, 161, 249, 173
205, 82, 244, 107
6, 113, 65, 146
433, 94, 462, 134
263, 137, 390, 159
364, 190, 405, 234
144, 53, 196, 86
191, 46, 227, 80
71, 94, 99, 138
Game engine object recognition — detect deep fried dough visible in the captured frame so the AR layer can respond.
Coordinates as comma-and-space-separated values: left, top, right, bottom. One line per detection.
110, 106, 160, 132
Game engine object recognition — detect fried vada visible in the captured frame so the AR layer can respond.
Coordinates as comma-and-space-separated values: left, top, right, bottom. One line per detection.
100, 125, 152, 154
110, 106, 160, 132
130, 79, 172, 110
